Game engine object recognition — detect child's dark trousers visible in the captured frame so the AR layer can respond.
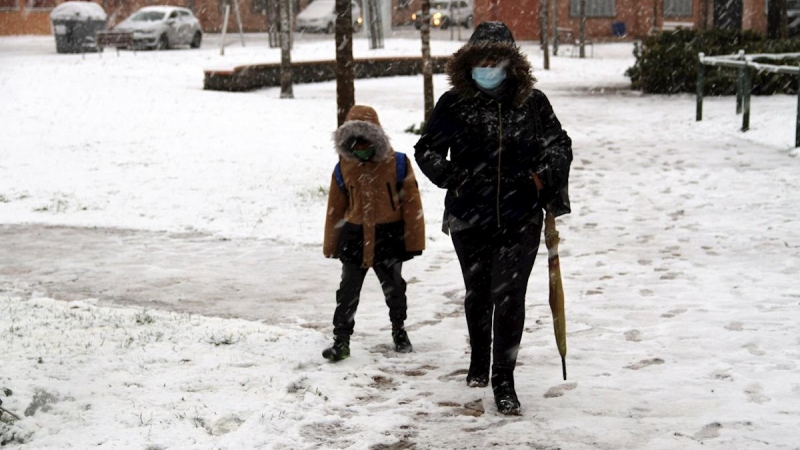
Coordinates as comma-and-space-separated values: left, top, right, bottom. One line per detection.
333, 261, 407, 339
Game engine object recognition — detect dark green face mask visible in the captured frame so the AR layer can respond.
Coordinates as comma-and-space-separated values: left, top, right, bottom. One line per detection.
353, 147, 376, 161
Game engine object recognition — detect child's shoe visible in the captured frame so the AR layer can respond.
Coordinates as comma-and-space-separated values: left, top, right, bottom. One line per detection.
392, 328, 413, 353
322, 337, 350, 361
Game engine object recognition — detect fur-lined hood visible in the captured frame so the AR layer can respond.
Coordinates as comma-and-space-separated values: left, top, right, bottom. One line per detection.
333, 105, 392, 162
446, 22, 536, 106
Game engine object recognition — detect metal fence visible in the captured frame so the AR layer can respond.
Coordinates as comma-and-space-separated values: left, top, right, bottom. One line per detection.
696, 51, 800, 148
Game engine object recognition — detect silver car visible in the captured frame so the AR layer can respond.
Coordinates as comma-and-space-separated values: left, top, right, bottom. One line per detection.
296, 0, 362, 34
413, 0, 473, 29
114, 6, 203, 50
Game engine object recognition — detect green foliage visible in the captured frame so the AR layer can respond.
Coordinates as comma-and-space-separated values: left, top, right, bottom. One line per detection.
404, 122, 425, 135
134, 309, 155, 325
626, 29, 800, 95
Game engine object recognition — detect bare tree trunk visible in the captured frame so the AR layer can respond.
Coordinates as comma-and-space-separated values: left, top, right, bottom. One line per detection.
781, 0, 789, 39
269, 0, 280, 48
700, 0, 708, 31
579, 0, 586, 58
552, 0, 559, 56
335, 0, 355, 126
279, 0, 293, 98
540, 0, 550, 70
420, 0, 433, 123
652, 0, 658, 32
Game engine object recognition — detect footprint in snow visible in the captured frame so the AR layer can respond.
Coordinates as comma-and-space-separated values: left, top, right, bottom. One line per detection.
624, 330, 642, 342
724, 321, 744, 331
745, 383, 770, 404
543, 382, 578, 398
693, 422, 722, 440
661, 308, 687, 318
437, 368, 468, 383
625, 358, 664, 370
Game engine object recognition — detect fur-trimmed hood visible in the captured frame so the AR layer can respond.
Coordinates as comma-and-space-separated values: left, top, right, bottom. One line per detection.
333, 105, 392, 162
446, 21, 536, 106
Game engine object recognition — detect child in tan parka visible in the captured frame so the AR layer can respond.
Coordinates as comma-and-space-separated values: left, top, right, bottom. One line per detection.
322, 105, 426, 361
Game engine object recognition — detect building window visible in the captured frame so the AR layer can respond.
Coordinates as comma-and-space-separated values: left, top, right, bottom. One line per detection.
26, 0, 57, 9
663, 0, 692, 16
569, 0, 615, 17
252, 0, 270, 14
0, 0, 19, 10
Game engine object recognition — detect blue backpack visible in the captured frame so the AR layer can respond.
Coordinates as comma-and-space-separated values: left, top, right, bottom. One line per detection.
334, 152, 408, 195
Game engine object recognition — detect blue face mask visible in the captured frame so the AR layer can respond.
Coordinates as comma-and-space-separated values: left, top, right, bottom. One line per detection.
472, 67, 507, 91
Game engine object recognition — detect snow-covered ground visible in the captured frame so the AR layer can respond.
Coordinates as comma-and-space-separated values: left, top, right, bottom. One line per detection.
1, 34, 799, 449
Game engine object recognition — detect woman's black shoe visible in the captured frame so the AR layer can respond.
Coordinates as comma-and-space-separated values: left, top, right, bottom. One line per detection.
466, 372, 489, 388
492, 372, 521, 415
466, 362, 490, 387
466, 351, 490, 387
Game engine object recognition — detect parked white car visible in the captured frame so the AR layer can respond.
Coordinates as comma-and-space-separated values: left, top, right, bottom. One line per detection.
413, 0, 473, 29
296, 0, 362, 34
113, 6, 203, 50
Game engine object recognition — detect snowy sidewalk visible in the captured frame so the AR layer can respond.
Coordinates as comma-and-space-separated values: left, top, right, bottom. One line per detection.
0, 224, 339, 325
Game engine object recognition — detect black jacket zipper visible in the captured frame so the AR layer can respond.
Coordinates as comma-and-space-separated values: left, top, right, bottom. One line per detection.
496, 102, 503, 227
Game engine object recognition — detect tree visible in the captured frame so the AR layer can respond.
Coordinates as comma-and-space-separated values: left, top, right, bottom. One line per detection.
279, 0, 293, 99
540, 0, 550, 70
781, 0, 789, 39
420, 0, 434, 123
552, 0, 559, 56
579, 0, 586, 58
335, 0, 355, 126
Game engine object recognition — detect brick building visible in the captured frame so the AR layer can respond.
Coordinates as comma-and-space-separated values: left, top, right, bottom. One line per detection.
0, 0, 303, 35
472, 0, 769, 40
1, 0, 774, 38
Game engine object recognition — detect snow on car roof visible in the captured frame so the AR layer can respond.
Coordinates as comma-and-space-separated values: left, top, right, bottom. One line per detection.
50, 1, 108, 21
137, 6, 189, 13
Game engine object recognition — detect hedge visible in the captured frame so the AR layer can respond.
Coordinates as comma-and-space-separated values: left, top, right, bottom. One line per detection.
626, 29, 800, 95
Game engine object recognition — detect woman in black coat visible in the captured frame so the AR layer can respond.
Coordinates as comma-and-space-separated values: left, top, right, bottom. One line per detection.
414, 21, 572, 415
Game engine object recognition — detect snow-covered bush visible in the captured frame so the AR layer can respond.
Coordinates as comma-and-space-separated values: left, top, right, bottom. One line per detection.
626, 29, 800, 95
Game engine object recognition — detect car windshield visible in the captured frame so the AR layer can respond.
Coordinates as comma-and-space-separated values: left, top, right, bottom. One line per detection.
130, 11, 166, 22
789, 0, 800, 9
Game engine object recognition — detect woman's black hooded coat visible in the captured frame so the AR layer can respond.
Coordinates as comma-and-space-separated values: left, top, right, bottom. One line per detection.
414, 22, 573, 228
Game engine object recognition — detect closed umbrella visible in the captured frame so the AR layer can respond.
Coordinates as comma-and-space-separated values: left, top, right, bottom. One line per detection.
544, 210, 567, 380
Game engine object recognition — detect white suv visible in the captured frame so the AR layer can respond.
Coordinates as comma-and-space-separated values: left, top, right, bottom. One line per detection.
296, 0, 363, 34
413, 1, 473, 30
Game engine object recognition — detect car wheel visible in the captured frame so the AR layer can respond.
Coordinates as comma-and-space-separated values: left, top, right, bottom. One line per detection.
156, 34, 169, 50
464, 15, 473, 28
325, 22, 334, 34
440, 18, 450, 30
190, 31, 202, 49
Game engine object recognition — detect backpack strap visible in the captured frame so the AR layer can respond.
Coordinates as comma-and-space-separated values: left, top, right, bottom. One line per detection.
333, 162, 347, 194
395, 152, 408, 192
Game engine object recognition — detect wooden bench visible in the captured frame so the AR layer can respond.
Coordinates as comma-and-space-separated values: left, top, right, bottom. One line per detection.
662, 21, 694, 31
554, 27, 594, 58
96, 30, 134, 55
556, 27, 574, 45
650, 21, 695, 34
